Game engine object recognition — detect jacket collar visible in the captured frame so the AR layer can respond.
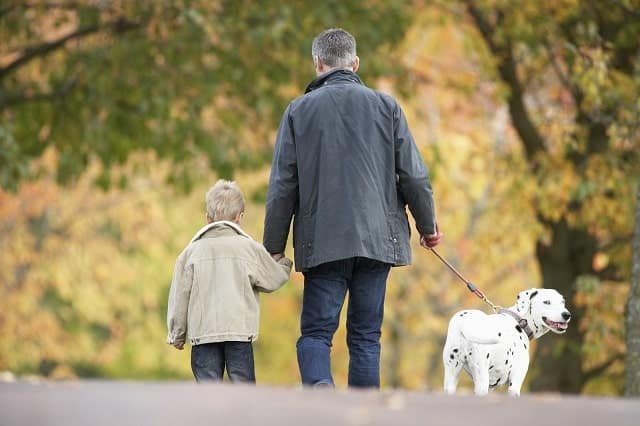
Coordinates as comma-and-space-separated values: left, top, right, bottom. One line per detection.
305, 69, 364, 93
190, 221, 251, 243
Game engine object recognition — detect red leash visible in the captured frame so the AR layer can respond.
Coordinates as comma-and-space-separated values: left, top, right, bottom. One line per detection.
428, 247, 502, 313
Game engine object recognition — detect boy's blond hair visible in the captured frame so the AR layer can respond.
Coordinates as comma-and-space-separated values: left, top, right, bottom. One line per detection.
206, 180, 245, 222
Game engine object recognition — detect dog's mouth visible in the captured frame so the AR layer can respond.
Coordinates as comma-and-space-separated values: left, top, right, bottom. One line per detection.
542, 317, 569, 333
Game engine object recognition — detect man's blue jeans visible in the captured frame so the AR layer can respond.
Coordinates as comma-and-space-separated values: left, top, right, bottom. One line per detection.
297, 257, 391, 388
191, 342, 255, 383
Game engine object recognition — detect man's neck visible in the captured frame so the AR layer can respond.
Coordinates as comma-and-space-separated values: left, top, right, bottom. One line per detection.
316, 67, 353, 77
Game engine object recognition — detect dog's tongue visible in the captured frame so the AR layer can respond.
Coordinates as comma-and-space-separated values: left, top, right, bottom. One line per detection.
545, 318, 569, 330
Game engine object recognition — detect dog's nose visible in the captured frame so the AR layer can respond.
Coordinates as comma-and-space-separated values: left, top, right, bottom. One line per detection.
562, 311, 571, 321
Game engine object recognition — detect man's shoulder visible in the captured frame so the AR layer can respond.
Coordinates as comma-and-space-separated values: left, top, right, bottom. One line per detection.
373, 90, 398, 106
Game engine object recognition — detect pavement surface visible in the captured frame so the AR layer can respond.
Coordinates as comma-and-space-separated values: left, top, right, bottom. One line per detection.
1, 381, 639, 426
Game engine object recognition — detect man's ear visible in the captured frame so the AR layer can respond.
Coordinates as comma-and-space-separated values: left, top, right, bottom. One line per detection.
352, 56, 360, 73
314, 56, 326, 74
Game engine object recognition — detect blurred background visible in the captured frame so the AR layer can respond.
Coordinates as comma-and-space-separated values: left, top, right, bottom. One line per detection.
1, 0, 639, 396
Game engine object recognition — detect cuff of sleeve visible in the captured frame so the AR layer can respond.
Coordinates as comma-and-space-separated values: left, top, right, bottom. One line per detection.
167, 334, 185, 346
264, 240, 286, 255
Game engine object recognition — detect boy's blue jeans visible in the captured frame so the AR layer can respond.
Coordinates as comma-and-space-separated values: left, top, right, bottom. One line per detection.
191, 342, 255, 383
297, 257, 391, 388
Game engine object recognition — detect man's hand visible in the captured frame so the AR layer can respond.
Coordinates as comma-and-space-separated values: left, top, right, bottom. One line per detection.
174, 342, 184, 350
420, 224, 442, 249
271, 253, 284, 262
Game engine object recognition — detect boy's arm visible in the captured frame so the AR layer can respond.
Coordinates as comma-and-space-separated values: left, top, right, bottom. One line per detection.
249, 242, 292, 293
166, 257, 194, 349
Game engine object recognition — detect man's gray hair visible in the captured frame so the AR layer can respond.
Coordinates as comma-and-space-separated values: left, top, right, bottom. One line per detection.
311, 28, 357, 69
206, 179, 245, 222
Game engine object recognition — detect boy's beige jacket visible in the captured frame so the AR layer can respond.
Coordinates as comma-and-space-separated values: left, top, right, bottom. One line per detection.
166, 221, 292, 346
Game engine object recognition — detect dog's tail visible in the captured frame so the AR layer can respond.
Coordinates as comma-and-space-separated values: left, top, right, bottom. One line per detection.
459, 322, 500, 345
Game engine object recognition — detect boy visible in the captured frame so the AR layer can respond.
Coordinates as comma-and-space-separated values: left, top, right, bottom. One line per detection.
167, 180, 292, 383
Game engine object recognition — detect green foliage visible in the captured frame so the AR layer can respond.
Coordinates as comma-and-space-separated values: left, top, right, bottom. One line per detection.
1, 0, 412, 190
1, 0, 638, 396
0, 125, 29, 191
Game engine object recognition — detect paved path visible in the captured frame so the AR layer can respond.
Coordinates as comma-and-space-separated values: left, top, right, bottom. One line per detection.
1, 381, 639, 425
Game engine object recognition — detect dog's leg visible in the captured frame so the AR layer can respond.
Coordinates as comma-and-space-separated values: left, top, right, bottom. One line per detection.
507, 352, 529, 397
472, 368, 490, 396
443, 344, 462, 394
443, 362, 461, 394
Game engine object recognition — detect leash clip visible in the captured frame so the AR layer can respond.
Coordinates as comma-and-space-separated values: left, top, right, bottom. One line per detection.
429, 248, 502, 313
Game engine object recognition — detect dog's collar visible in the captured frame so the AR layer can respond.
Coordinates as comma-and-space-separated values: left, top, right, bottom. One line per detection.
498, 309, 534, 341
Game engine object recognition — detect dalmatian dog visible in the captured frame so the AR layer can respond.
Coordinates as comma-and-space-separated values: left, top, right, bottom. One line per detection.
442, 288, 571, 396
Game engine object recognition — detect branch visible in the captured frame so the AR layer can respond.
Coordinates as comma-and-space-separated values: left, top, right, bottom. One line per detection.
463, 0, 547, 162
464, 1, 501, 54
0, 17, 141, 80
0, 25, 98, 78
582, 352, 625, 384
543, 39, 580, 101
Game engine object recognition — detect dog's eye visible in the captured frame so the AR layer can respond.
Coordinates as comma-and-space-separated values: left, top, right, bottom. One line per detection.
543, 300, 551, 305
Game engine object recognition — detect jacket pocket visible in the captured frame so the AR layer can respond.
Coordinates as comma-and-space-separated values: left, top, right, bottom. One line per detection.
301, 213, 315, 259
388, 211, 411, 263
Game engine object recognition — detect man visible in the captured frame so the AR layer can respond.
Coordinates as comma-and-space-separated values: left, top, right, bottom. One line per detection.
264, 28, 441, 388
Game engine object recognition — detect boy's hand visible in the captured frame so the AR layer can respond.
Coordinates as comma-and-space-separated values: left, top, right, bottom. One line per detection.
271, 253, 284, 262
174, 342, 185, 350
278, 256, 293, 269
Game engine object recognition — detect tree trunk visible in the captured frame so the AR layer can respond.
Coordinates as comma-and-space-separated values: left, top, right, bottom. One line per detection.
529, 220, 597, 393
625, 186, 640, 396
462, 0, 631, 394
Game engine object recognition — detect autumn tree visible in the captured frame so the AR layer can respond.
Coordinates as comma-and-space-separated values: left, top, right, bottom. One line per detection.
627, 187, 640, 396
3, 0, 638, 394
1, 0, 420, 381
455, 0, 639, 392
1, 0, 412, 191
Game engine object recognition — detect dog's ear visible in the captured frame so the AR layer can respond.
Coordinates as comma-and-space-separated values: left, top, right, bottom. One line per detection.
516, 288, 539, 314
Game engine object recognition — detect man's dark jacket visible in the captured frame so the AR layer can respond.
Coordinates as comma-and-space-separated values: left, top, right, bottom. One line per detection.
264, 69, 436, 271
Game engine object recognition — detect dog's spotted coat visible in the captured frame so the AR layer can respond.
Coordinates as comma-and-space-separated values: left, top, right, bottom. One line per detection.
443, 288, 570, 396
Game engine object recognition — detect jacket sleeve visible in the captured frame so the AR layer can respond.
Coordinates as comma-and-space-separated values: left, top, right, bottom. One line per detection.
263, 104, 298, 254
248, 242, 292, 293
166, 252, 194, 346
394, 103, 437, 236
